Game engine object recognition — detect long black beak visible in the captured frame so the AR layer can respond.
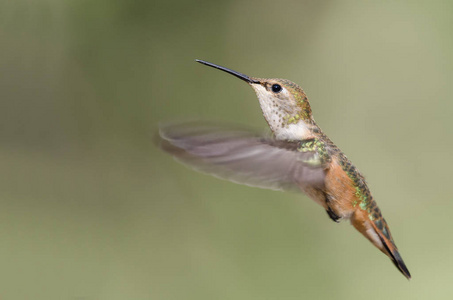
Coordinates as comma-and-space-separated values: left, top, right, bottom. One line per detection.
196, 59, 260, 84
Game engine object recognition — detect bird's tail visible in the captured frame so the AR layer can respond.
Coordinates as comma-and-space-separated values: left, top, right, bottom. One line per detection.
370, 219, 411, 279
351, 210, 411, 279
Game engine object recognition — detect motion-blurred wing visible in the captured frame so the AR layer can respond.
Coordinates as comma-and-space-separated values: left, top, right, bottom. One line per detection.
158, 121, 325, 191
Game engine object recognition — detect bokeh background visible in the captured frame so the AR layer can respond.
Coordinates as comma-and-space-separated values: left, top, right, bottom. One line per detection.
1, 0, 452, 299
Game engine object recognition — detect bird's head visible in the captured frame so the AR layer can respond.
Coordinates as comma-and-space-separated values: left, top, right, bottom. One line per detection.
196, 60, 314, 140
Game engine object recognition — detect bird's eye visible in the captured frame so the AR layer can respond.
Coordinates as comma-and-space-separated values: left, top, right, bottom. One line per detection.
271, 84, 282, 93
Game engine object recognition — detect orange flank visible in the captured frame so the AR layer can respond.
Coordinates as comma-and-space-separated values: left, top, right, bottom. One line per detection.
324, 158, 357, 220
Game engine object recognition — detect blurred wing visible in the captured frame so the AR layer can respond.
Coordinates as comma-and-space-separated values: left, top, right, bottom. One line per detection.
158, 121, 325, 192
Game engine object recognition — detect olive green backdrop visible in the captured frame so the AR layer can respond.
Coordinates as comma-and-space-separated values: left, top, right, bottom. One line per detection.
1, 0, 452, 299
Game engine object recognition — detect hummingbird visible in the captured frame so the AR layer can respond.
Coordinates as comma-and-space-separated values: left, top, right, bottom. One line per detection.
159, 59, 411, 279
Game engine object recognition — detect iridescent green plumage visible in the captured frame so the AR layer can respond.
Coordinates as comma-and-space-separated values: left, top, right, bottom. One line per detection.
300, 125, 395, 242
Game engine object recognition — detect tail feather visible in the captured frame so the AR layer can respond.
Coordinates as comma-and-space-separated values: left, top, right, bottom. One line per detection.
351, 210, 411, 279
370, 220, 411, 279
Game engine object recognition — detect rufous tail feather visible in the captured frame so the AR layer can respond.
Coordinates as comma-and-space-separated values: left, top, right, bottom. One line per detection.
369, 220, 411, 279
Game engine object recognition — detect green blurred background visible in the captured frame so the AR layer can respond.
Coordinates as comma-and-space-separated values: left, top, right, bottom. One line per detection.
1, 0, 452, 299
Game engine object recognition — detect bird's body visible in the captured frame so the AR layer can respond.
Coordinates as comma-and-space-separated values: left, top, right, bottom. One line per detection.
159, 60, 410, 279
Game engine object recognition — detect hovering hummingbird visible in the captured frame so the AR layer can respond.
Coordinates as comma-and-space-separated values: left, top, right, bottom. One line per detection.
159, 59, 411, 279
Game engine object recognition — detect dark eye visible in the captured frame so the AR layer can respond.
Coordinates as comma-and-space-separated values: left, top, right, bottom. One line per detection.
271, 84, 282, 93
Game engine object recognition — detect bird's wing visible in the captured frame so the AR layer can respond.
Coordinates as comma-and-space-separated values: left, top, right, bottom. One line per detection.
158, 121, 325, 191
